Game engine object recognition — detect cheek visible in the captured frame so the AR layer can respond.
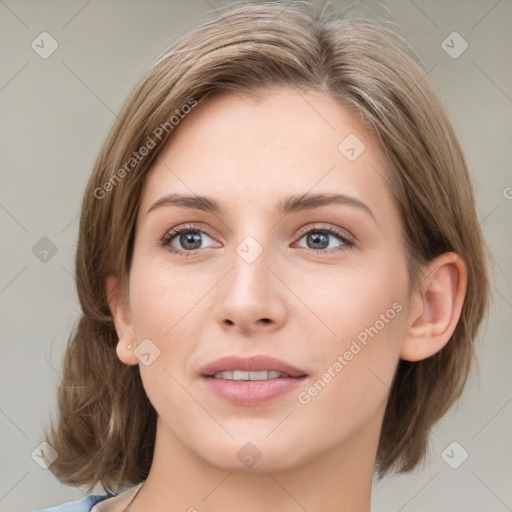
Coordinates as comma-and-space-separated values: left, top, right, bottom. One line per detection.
128, 256, 216, 393
298, 253, 408, 347
294, 262, 408, 426
129, 255, 206, 340
127, 259, 205, 418
295, 320, 406, 452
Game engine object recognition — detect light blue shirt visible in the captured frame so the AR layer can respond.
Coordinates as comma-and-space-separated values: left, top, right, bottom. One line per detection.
33, 493, 115, 512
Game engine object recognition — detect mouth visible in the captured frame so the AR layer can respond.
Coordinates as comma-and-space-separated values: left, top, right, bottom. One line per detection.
211, 370, 293, 380
201, 354, 308, 379
201, 355, 308, 405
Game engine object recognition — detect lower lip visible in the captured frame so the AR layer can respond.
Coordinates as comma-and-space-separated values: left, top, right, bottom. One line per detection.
202, 375, 307, 405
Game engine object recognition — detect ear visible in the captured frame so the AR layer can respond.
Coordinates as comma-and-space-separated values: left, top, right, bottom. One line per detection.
400, 252, 467, 361
106, 275, 138, 366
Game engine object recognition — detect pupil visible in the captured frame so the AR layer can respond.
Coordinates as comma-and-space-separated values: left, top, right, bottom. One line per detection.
308, 232, 328, 249
181, 232, 202, 250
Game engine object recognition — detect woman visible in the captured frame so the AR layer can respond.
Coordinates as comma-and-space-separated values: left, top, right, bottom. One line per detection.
34, 1, 490, 511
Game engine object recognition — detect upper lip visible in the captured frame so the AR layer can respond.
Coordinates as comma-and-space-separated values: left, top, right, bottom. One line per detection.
201, 355, 307, 378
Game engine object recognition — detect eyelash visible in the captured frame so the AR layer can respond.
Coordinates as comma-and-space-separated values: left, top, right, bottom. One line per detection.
160, 222, 355, 257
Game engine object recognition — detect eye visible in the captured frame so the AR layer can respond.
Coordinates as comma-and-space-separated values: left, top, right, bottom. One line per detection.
161, 223, 217, 256
294, 224, 355, 253
160, 222, 355, 257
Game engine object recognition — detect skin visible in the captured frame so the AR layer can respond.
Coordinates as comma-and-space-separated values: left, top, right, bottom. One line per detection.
101, 88, 467, 512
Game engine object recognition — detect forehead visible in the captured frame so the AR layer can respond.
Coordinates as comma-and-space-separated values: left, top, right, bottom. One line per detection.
140, 88, 395, 219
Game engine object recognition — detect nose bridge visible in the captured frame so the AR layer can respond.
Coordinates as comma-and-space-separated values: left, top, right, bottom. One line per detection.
229, 233, 272, 307
214, 231, 286, 331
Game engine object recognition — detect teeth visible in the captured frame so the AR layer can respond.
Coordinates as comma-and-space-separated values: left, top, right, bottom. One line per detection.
213, 370, 288, 380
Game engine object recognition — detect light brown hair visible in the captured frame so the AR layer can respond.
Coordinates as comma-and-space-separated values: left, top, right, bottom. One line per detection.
43, 0, 491, 494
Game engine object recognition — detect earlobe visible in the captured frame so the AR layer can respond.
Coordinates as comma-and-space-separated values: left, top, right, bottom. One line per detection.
400, 252, 467, 362
106, 275, 139, 366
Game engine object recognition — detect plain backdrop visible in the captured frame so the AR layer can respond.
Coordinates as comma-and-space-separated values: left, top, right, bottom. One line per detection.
1, 1, 511, 511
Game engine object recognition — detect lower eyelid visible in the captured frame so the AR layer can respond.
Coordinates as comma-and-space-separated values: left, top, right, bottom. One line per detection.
162, 226, 354, 253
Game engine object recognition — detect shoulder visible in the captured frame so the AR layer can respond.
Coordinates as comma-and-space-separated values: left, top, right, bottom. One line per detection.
32, 494, 114, 512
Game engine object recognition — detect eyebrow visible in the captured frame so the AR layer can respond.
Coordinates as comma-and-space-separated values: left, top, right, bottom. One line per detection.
147, 192, 375, 220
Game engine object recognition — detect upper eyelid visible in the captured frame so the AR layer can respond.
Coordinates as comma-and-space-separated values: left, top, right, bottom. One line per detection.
164, 222, 350, 237
163, 222, 354, 247
295, 223, 354, 241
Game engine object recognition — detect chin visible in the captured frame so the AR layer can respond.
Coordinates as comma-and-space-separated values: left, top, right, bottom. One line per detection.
187, 429, 312, 474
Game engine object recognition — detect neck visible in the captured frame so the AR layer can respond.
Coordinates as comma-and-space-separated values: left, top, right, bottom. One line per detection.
130, 416, 380, 512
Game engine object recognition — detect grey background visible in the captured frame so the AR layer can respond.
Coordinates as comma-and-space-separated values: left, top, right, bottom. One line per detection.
1, 0, 511, 510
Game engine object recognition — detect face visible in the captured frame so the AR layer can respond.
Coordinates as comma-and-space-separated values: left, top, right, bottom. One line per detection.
115, 88, 418, 474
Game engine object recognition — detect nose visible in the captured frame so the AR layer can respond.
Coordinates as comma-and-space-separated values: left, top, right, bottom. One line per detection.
214, 240, 287, 335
